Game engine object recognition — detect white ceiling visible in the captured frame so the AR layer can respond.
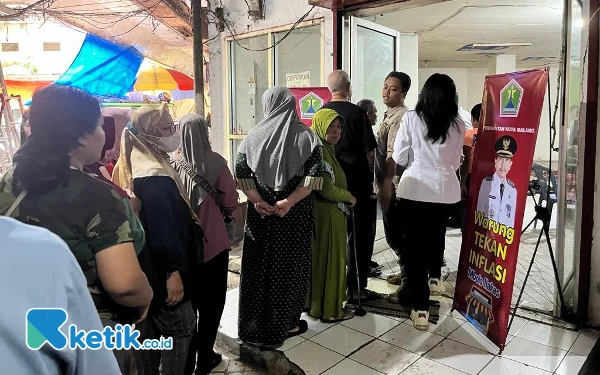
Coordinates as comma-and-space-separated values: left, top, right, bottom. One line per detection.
361, 0, 564, 68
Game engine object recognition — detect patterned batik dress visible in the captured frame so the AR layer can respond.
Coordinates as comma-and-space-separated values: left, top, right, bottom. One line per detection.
235, 146, 323, 344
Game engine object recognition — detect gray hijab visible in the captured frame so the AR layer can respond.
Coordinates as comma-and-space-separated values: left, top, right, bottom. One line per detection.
238, 86, 321, 189
175, 113, 228, 208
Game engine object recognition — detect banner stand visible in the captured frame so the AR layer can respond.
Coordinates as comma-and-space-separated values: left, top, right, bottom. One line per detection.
453, 68, 556, 352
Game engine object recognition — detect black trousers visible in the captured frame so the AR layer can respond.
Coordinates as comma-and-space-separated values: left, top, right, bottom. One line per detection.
381, 184, 402, 253
399, 199, 453, 311
458, 173, 471, 232
185, 250, 229, 374
135, 301, 196, 375
101, 318, 137, 375
347, 197, 377, 291
383, 197, 408, 283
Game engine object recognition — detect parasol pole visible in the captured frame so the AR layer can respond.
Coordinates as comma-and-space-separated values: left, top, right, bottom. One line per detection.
192, 0, 205, 118
0, 57, 15, 157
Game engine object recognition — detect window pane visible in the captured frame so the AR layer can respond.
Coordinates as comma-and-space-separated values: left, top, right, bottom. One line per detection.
561, 0, 583, 296
230, 36, 269, 135
353, 25, 395, 135
274, 25, 322, 87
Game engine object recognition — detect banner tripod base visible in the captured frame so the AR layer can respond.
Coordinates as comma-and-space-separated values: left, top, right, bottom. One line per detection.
508, 74, 579, 343
507, 186, 575, 338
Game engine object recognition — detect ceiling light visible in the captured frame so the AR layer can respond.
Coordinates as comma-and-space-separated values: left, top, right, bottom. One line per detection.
472, 43, 532, 47
576, 18, 585, 28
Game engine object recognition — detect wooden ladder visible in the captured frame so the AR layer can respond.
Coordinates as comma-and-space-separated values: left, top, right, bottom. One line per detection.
0, 94, 24, 175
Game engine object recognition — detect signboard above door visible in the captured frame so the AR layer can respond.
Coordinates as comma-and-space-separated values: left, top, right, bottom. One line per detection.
309, 0, 442, 11
308, 0, 398, 9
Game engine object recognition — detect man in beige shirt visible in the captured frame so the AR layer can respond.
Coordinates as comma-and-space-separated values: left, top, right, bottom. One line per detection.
374, 72, 412, 301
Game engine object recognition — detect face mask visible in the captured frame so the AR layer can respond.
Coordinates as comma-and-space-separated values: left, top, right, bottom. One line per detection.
160, 131, 181, 153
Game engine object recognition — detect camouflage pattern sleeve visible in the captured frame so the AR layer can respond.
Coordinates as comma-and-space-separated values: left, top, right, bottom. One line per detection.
122, 198, 145, 255
85, 188, 135, 254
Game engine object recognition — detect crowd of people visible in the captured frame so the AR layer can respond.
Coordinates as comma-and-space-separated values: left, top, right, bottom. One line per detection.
1, 84, 236, 375
0, 68, 484, 372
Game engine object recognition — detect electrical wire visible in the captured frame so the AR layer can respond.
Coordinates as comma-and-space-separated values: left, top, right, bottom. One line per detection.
47, 9, 149, 30
0, 0, 171, 38
0, 0, 57, 20
203, 30, 222, 45
213, 5, 316, 52
111, 2, 162, 38
49, 0, 137, 11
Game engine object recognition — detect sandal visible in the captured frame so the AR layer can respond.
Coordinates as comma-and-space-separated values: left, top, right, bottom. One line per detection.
287, 320, 309, 338
320, 309, 355, 324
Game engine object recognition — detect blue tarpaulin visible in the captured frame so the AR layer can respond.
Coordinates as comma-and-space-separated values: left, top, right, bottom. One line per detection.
56, 34, 143, 98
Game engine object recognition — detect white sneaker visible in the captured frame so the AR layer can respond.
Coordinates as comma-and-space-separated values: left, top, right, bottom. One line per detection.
411, 310, 429, 331
429, 278, 443, 296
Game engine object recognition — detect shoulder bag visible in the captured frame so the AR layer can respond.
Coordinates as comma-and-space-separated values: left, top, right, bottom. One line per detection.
4, 190, 27, 217
176, 155, 238, 244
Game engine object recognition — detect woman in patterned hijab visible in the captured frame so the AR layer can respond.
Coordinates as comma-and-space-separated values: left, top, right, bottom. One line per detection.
234, 86, 324, 346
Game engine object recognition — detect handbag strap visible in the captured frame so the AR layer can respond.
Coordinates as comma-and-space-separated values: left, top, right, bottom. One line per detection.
4, 190, 27, 217
176, 155, 231, 218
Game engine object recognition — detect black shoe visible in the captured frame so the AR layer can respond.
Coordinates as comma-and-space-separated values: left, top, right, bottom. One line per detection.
369, 260, 381, 269
197, 352, 222, 375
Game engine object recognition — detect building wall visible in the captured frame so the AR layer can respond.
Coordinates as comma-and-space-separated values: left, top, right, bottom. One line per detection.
0, 21, 85, 78
207, 0, 334, 160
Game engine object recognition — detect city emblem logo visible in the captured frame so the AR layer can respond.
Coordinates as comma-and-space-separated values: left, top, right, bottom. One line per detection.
500, 79, 524, 117
300, 92, 324, 120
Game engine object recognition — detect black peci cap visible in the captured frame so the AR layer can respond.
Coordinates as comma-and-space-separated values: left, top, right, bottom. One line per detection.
495, 135, 517, 159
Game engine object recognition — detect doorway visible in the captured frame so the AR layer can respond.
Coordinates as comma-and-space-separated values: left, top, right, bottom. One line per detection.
340, 0, 577, 318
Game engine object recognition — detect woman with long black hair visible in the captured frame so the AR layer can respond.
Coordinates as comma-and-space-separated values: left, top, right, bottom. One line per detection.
19, 109, 30, 146
392, 74, 465, 330
0, 84, 153, 373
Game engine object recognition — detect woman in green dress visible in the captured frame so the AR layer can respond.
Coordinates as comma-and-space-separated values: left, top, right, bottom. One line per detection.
307, 108, 357, 322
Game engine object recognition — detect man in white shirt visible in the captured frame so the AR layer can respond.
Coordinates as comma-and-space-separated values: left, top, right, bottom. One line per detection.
0, 217, 121, 375
476, 135, 518, 228
456, 94, 473, 130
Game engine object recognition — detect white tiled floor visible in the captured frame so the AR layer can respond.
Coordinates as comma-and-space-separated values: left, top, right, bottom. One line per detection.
216, 198, 599, 374
218, 288, 598, 374
373, 198, 563, 314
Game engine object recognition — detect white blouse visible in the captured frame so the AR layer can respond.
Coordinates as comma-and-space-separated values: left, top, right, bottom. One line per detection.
392, 110, 465, 204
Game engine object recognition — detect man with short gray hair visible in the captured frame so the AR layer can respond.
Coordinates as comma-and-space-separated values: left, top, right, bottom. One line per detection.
322, 70, 378, 302
357, 99, 378, 126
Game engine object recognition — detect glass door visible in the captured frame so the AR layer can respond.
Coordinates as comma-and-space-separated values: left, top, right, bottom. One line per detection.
343, 16, 399, 133
556, 0, 584, 316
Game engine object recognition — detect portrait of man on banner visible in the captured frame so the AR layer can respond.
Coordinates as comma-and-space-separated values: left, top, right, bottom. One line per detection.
476, 135, 518, 229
